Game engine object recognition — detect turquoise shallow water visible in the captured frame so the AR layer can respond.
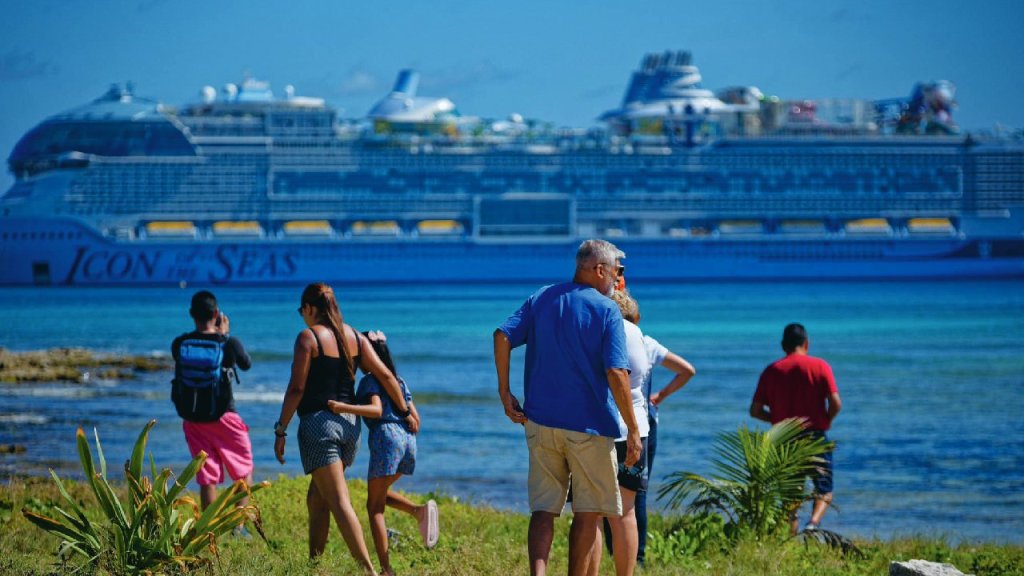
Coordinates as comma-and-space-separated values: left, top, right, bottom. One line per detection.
1, 280, 1022, 543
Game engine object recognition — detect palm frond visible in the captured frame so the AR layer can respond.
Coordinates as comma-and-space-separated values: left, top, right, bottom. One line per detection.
657, 419, 839, 539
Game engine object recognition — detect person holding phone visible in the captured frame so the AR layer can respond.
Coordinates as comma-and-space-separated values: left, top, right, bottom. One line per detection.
170, 290, 255, 520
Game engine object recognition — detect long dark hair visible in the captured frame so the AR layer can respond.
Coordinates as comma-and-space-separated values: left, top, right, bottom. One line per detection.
301, 283, 354, 377
362, 332, 397, 377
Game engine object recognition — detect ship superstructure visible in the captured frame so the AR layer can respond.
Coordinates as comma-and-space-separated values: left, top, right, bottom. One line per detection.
2, 51, 1023, 285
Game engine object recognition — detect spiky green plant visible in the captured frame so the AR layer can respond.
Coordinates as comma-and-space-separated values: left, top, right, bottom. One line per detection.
657, 418, 833, 539
22, 419, 269, 574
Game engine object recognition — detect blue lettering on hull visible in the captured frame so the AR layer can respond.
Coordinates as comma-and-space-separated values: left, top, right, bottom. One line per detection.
64, 247, 166, 283
212, 245, 297, 283
62, 245, 299, 285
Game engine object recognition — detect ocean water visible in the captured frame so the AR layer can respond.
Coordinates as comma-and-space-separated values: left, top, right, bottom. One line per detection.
1, 280, 1022, 543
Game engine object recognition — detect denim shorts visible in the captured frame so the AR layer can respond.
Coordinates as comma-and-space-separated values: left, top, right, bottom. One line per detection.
804, 431, 834, 495
298, 410, 360, 474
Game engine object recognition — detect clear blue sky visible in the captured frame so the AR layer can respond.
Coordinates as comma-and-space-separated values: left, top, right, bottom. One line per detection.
2, 0, 1023, 191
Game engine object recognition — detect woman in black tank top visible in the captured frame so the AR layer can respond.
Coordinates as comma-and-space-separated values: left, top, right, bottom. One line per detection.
272, 283, 411, 572
295, 326, 361, 416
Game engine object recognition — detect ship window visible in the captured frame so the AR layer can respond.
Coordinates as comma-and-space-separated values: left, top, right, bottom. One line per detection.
10, 119, 195, 175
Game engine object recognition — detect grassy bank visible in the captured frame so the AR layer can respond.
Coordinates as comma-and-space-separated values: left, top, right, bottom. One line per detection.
1, 475, 1022, 575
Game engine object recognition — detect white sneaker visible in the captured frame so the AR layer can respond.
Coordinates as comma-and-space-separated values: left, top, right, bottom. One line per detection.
418, 499, 439, 549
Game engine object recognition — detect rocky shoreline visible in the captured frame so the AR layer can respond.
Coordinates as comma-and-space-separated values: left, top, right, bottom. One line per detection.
0, 347, 171, 384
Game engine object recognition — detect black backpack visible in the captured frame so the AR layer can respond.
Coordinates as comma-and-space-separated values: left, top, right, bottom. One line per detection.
172, 335, 231, 422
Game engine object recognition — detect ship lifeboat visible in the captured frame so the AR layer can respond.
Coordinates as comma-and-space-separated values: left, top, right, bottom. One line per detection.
844, 218, 893, 235
907, 218, 955, 235
718, 220, 763, 234
213, 221, 263, 237
351, 221, 400, 236
668, 223, 714, 237
145, 221, 197, 238
416, 220, 464, 235
283, 220, 334, 236
778, 220, 826, 235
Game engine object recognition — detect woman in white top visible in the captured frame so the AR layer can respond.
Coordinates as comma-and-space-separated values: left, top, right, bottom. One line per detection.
600, 289, 697, 573
600, 289, 653, 576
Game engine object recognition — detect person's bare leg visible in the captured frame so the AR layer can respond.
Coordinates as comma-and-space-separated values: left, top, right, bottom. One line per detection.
386, 488, 421, 517
227, 473, 256, 534
606, 488, 638, 576
368, 475, 401, 576
809, 493, 832, 525
201, 472, 253, 511
234, 473, 253, 508
528, 511, 556, 576
310, 461, 377, 574
307, 482, 330, 558
583, 521, 603, 576
199, 484, 217, 510
568, 511, 602, 576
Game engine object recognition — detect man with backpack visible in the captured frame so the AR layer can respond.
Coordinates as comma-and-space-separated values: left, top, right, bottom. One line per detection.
172, 290, 254, 511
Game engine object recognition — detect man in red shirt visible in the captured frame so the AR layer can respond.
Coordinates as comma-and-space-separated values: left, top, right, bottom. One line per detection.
750, 323, 842, 534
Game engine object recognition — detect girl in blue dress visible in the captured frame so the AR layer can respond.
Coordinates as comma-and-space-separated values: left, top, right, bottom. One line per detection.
328, 330, 438, 576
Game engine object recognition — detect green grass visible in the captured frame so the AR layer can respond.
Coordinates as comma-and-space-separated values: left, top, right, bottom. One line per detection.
2, 475, 1022, 575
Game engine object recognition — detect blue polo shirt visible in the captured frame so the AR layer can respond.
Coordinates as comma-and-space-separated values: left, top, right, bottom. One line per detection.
498, 282, 629, 437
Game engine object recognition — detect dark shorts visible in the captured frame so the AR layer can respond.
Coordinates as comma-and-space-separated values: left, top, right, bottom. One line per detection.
804, 431, 834, 495
615, 437, 649, 493
298, 411, 360, 475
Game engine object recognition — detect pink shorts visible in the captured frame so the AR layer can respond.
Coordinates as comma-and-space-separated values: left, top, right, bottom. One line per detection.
182, 411, 254, 486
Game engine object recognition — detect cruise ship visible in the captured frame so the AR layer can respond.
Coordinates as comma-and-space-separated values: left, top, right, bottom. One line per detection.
2, 51, 1023, 285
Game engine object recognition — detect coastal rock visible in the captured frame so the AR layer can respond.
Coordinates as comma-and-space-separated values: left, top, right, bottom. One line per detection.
0, 444, 27, 454
890, 559, 973, 576
0, 347, 171, 383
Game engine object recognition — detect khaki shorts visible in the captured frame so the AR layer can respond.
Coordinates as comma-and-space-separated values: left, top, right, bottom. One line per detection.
525, 420, 621, 517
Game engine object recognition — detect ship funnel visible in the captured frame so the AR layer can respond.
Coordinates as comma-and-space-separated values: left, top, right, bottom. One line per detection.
392, 70, 419, 97
620, 50, 697, 107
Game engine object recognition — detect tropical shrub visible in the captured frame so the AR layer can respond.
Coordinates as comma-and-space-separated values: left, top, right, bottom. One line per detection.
657, 418, 832, 539
645, 512, 727, 563
22, 419, 269, 574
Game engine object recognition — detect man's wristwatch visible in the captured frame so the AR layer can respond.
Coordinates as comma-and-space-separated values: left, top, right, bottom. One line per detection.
274, 420, 287, 437
395, 406, 411, 419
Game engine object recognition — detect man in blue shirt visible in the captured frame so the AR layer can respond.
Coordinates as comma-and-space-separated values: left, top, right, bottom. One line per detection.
495, 239, 641, 576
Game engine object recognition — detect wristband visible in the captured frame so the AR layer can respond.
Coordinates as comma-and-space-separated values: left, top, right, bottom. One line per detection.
274, 420, 287, 436
395, 406, 411, 419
